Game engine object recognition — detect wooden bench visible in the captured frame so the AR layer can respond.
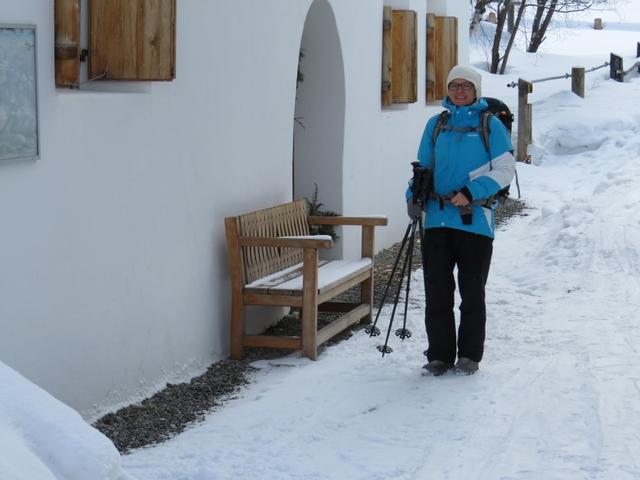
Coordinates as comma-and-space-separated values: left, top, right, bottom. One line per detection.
224, 199, 387, 360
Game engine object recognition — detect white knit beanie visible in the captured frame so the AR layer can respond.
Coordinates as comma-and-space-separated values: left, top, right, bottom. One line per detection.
447, 65, 482, 99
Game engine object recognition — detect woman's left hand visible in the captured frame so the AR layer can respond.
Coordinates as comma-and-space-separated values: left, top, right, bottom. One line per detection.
451, 192, 470, 207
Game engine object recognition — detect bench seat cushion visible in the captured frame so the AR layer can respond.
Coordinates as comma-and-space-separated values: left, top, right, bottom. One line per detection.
244, 258, 373, 296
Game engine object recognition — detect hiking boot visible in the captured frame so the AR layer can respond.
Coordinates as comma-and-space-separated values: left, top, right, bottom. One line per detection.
422, 360, 453, 376
455, 357, 479, 375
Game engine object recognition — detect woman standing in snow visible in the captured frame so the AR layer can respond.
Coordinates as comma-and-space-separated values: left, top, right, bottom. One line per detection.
406, 65, 515, 376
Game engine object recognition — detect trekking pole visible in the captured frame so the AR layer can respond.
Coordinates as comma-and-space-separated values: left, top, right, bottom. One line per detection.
416, 216, 432, 359
394, 214, 424, 341
395, 217, 417, 340
365, 221, 414, 337
377, 219, 417, 356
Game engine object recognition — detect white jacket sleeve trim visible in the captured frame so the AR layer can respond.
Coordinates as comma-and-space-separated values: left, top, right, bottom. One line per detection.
468, 151, 515, 189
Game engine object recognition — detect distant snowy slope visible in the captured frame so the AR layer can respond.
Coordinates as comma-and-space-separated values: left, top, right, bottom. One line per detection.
0, 362, 135, 480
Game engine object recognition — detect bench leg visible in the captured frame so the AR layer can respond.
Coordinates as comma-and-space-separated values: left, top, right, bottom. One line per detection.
360, 275, 373, 324
302, 248, 319, 360
230, 292, 245, 360
360, 225, 376, 324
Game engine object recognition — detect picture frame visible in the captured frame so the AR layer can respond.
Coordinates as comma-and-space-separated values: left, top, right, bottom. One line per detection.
0, 24, 39, 162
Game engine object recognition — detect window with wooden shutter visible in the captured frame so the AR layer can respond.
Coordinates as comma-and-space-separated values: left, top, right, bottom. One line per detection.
89, 0, 176, 81
381, 8, 417, 106
426, 14, 458, 103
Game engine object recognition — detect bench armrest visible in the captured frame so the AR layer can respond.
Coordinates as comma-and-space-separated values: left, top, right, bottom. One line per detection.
308, 215, 388, 226
238, 236, 333, 249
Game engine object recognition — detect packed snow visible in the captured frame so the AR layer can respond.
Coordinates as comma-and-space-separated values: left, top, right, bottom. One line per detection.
3, 4, 640, 480
122, 10, 640, 480
0, 362, 133, 480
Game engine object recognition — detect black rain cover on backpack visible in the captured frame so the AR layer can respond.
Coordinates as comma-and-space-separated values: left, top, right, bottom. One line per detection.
482, 97, 518, 206
483, 97, 514, 134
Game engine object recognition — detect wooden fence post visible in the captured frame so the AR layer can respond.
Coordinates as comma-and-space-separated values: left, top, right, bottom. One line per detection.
571, 67, 585, 98
610, 53, 624, 82
517, 79, 533, 163
594, 18, 603, 30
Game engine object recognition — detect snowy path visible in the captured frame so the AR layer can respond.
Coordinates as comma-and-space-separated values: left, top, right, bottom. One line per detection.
124, 105, 640, 478
123, 62, 640, 480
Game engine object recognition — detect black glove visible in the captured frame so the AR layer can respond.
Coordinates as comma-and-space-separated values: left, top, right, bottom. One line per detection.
406, 198, 422, 221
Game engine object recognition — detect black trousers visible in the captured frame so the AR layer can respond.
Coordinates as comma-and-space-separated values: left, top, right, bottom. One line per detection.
422, 228, 493, 364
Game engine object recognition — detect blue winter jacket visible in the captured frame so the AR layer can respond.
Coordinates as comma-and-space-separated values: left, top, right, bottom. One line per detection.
407, 97, 515, 239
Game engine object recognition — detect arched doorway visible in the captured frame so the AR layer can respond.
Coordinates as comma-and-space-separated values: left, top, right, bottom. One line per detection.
293, 0, 345, 257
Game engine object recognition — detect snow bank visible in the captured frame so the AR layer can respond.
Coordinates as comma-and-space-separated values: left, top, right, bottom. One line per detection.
0, 361, 135, 480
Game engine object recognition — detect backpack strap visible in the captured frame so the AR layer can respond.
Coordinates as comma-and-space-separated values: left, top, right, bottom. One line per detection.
431, 111, 450, 147
479, 111, 492, 155
432, 110, 492, 156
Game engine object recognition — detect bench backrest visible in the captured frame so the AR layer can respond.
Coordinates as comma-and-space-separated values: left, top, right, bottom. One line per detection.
235, 199, 309, 284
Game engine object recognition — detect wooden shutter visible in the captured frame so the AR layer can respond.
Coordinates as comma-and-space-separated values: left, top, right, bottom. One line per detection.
426, 14, 458, 102
381, 7, 393, 106
55, 0, 81, 88
381, 8, 417, 106
391, 10, 417, 104
89, 0, 176, 81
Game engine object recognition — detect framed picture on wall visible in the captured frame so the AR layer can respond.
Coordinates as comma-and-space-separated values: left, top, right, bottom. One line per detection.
0, 24, 39, 162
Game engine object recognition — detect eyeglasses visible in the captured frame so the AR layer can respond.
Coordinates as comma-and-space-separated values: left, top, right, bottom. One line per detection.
448, 82, 475, 92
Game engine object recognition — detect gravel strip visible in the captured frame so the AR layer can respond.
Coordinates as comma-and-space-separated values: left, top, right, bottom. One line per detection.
94, 198, 528, 453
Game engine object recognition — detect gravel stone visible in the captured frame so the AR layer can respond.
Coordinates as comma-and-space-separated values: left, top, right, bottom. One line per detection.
94, 198, 528, 453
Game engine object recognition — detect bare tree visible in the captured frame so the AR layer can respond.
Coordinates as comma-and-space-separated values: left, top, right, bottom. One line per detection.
474, 0, 620, 73
527, 0, 558, 52
471, 0, 524, 74
527, 0, 618, 52
490, 1, 511, 73
488, 1, 526, 74
470, 0, 498, 33
499, 0, 527, 73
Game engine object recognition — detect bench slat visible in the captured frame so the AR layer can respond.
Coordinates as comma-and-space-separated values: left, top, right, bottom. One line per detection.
318, 270, 372, 304
238, 199, 309, 283
245, 260, 329, 290
243, 335, 302, 350
242, 292, 303, 307
316, 304, 370, 345
245, 259, 372, 296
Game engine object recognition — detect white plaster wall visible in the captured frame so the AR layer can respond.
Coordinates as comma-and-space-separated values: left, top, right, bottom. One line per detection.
0, 0, 312, 418
0, 0, 469, 417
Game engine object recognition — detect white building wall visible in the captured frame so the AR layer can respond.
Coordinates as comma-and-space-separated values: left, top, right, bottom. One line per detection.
0, 0, 469, 418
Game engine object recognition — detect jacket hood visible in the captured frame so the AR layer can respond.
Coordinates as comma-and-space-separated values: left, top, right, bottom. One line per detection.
442, 96, 488, 114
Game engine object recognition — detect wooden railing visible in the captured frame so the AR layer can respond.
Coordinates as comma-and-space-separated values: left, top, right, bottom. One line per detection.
507, 42, 640, 163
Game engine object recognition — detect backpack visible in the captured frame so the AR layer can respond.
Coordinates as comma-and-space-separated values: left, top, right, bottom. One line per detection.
432, 97, 519, 207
